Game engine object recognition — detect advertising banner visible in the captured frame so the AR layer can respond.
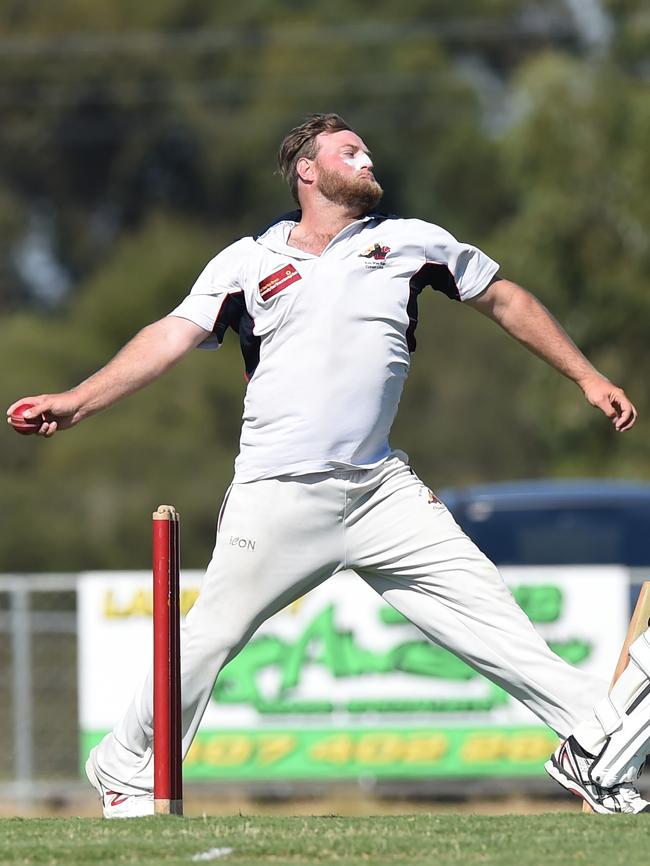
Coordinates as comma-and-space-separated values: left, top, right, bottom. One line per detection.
78, 566, 628, 779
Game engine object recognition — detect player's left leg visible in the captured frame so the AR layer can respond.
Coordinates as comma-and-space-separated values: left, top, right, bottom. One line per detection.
344, 455, 649, 813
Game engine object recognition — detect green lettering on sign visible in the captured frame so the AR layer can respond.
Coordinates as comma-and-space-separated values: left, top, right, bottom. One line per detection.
211, 594, 589, 714
511, 585, 563, 623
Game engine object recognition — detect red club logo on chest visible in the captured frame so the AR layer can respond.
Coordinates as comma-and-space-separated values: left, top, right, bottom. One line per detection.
259, 264, 301, 300
359, 243, 391, 270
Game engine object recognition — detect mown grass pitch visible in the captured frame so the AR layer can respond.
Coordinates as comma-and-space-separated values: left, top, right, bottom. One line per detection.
1, 813, 647, 866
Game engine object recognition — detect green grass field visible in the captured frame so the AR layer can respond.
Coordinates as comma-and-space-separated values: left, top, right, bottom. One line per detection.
0, 814, 647, 866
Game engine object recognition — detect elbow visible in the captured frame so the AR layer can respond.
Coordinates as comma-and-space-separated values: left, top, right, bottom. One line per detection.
493, 282, 534, 325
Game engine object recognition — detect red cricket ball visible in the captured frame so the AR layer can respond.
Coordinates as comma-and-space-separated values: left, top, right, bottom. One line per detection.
9, 402, 44, 436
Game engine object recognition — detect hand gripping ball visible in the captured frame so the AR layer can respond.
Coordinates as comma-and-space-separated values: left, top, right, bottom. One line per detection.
9, 403, 44, 436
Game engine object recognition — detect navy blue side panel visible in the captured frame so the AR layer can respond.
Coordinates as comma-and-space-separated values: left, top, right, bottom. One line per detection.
411, 262, 460, 301
212, 293, 244, 344
212, 293, 261, 380
407, 262, 460, 353
405, 282, 424, 353
237, 310, 261, 381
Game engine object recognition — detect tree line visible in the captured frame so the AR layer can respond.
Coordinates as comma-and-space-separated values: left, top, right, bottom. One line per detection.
2, 1, 649, 570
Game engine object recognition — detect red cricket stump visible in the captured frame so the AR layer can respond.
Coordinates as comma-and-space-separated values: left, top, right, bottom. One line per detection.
152, 505, 183, 816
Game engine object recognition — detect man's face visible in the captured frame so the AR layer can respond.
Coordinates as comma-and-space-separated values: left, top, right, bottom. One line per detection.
311, 130, 383, 212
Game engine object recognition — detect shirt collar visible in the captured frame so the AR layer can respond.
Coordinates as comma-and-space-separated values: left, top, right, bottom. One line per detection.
255, 210, 389, 257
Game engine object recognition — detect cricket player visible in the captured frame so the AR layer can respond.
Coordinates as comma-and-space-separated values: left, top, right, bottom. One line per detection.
8, 114, 650, 816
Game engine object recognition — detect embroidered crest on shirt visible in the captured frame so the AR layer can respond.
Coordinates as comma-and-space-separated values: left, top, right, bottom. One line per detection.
259, 264, 301, 300
359, 243, 390, 270
418, 486, 441, 506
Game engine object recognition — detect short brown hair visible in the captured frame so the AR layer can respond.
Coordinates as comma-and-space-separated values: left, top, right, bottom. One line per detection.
277, 113, 352, 203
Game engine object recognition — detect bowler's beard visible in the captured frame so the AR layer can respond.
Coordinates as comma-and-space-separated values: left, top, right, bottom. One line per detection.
316, 163, 383, 214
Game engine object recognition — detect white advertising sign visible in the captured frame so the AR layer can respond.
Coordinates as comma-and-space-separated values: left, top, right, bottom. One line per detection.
78, 566, 629, 779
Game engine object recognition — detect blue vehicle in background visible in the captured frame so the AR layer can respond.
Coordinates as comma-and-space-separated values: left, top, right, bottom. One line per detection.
439, 479, 650, 610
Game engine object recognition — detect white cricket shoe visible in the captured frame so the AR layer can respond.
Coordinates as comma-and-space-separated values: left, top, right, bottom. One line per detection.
545, 735, 650, 814
85, 753, 154, 819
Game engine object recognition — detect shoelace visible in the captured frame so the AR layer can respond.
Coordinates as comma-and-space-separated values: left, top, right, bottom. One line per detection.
600, 782, 650, 813
611, 782, 644, 803
579, 769, 643, 808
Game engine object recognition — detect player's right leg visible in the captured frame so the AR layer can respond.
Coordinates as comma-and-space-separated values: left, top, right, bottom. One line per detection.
345, 457, 650, 813
86, 474, 345, 817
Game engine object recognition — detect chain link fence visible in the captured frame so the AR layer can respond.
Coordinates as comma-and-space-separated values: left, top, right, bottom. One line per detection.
0, 575, 79, 805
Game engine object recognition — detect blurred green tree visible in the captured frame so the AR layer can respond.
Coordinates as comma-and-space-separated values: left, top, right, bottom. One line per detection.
2, 3, 649, 571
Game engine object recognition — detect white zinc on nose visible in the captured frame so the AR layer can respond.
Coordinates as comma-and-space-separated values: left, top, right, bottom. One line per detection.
342, 151, 373, 171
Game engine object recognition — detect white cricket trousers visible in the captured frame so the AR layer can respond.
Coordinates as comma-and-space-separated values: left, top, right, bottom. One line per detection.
91, 454, 607, 793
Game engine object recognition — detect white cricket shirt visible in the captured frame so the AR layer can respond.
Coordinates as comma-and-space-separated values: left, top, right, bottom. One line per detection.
170, 214, 499, 482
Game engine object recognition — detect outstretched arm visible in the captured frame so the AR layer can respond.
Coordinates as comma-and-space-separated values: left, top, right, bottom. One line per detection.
7, 315, 210, 437
467, 278, 637, 432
